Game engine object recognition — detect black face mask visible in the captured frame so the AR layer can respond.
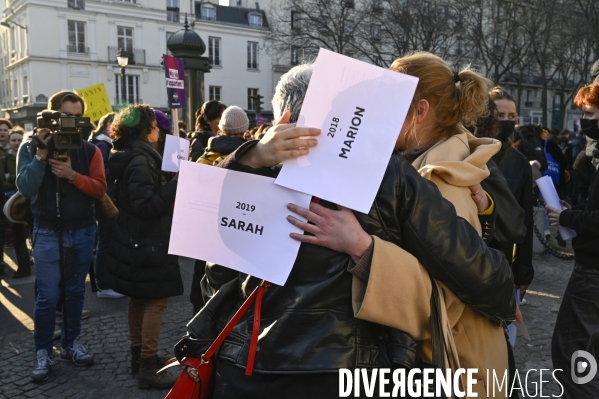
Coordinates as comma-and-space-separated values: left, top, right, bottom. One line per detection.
497, 120, 516, 143
581, 118, 599, 140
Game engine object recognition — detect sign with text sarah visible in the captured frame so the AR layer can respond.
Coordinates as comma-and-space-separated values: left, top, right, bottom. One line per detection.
77, 83, 113, 122
274, 48, 419, 213
161, 134, 190, 172
163, 54, 186, 109
168, 161, 311, 286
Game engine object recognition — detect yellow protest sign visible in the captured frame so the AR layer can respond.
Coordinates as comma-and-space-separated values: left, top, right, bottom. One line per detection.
77, 83, 113, 122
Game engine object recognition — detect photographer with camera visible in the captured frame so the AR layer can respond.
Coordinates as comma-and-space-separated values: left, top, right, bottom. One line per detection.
16, 91, 107, 382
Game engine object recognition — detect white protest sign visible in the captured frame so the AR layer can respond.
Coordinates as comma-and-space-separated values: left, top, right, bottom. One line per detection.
274, 48, 419, 213
168, 161, 311, 286
536, 175, 576, 240
161, 134, 190, 172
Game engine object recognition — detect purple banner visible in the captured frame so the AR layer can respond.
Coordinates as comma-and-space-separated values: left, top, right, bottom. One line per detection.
255, 115, 269, 127
163, 54, 186, 109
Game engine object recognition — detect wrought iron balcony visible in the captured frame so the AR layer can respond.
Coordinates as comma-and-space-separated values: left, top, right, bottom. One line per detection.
108, 46, 145, 66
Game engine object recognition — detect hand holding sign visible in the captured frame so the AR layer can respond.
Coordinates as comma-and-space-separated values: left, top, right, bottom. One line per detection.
240, 110, 321, 168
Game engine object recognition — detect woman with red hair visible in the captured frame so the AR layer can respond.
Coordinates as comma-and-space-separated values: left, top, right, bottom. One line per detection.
549, 81, 599, 397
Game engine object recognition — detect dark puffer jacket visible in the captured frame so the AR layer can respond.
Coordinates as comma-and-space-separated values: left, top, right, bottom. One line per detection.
181, 140, 516, 374
105, 138, 183, 299
189, 130, 214, 162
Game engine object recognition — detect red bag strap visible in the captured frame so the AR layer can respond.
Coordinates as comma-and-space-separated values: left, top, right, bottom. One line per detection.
202, 281, 270, 365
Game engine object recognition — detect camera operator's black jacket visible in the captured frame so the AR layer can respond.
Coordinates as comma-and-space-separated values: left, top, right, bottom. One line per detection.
182, 140, 516, 373
104, 138, 183, 299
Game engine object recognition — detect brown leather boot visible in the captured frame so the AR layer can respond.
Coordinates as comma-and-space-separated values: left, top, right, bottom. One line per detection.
132, 347, 169, 376
138, 356, 178, 389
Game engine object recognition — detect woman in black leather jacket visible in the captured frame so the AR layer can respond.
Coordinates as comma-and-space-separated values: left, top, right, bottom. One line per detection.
181, 64, 516, 399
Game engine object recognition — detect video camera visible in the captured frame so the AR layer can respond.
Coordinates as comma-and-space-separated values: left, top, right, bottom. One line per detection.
33, 110, 92, 161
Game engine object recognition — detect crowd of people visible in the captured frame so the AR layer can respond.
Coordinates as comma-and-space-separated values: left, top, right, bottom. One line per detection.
0, 49, 597, 398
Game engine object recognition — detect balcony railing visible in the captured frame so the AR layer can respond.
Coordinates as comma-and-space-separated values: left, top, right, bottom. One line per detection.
68, 44, 89, 54
108, 46, 145, 66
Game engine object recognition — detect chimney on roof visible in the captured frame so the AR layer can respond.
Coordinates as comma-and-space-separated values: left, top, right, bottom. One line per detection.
256, 2, 260, 9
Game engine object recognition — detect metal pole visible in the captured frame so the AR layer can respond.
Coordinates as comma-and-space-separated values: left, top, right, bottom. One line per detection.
121, 67, 126, 104
171, 108, 179, 134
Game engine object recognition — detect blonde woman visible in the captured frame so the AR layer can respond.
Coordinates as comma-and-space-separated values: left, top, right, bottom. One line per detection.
284, 53, 513, 398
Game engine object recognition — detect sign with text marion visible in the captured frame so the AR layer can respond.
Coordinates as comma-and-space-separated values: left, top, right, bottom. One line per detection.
274, 48, 419, 213
77, 83, 113, 122
163, 54, 186, 109
168, 161, 311, 286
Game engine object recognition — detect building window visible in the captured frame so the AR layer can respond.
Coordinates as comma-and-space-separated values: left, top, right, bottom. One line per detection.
455, 8, 462, 23
372, 25, 380, 40
248, 88, 259, 110
496, 4, 504, 23
67, 21, 86, 54
247, 41, 258, 69
167, 0, 179, 22
439, 5, 446, 19
115, 75, 139, 103
209, 37, 221, 66
249, 13, 262, 27
319, 17, 330, 33
455, 37, 462, 54
209, 86, 221, 101
117, 26, 134, 51
291, 46, 300, 65
291, 11, 301, 29
22, 76, 28, 95
201, 5, 216, 20
344, 21, 353, 37
423, 2, 430, 16
68, 0, 85, 9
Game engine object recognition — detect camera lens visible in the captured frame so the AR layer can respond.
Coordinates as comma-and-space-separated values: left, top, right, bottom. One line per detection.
58, 135, 72, 146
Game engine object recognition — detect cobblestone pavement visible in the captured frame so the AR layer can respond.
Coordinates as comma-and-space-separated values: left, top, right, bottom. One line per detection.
0, 248, 576, 398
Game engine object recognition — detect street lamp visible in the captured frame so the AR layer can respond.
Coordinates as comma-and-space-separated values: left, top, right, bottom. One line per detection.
116, 48, 129, 104
0, 20, 27, 32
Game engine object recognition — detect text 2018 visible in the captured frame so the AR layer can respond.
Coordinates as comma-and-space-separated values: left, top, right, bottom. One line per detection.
327, 117, 340, 138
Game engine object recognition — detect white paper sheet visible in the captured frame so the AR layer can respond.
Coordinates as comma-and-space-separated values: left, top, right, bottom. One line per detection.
536, 175, 576, 240
161, 135, 190, 172
168, 161, 311, 286
508, 289, 531, 347
274, 48, 419, 213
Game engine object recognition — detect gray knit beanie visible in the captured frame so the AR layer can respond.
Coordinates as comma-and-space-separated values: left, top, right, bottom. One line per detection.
218, 106, 249, 135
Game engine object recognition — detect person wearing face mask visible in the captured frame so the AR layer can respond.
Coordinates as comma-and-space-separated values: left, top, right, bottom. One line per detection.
0, 118, 12, 158
548, 81, 599, 398
489, 87, 535, 301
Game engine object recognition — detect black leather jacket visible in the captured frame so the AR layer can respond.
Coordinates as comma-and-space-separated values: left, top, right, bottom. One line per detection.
184, 141, 516, 373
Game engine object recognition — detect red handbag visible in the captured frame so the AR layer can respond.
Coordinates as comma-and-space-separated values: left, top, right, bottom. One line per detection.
164, 281, 270, 399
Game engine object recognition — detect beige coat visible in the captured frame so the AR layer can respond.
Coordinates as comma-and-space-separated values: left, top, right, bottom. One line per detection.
352, 129, 509, 398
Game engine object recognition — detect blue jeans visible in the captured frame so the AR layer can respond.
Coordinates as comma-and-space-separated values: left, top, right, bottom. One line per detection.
94, 221, 113, 290
33, 224, 95, 353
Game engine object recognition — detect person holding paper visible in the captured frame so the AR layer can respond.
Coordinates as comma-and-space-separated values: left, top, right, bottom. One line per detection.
104, 105, 182, 390
189, 62, 515, 398
285, 53, 514, 397
549, 82, 599, 397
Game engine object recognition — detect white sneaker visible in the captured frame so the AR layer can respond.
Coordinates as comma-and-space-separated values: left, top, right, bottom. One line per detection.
97, 288, 125, 299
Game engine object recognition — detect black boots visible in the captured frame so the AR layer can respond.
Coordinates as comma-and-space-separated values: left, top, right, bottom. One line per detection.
138, 355, 178, 389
